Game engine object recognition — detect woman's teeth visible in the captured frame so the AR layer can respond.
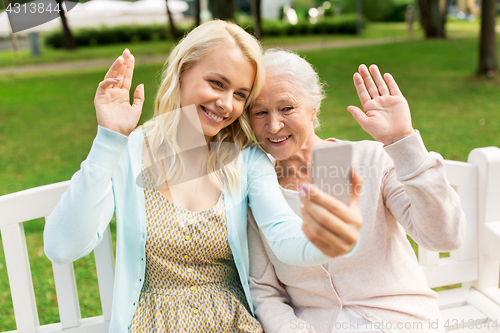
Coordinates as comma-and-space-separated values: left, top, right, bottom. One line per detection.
203, 107, 223, 122
269, 135, 291, 143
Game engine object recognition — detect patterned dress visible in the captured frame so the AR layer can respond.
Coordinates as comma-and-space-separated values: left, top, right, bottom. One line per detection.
129, 168, 262, 332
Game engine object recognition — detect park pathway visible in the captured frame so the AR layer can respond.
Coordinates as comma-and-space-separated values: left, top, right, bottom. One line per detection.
0, 32, 476, 76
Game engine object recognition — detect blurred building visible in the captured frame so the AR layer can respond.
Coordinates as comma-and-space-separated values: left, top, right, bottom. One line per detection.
236, 0, 291, 19
456, 0, 480, 16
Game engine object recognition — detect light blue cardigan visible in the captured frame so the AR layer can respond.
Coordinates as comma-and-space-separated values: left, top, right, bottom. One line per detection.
44, 126, 330, 332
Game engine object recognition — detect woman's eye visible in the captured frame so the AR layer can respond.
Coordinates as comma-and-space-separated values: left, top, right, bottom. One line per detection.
235, 92, 248, 99
253, 111, 267, 116
281, 106, 293, 112
210, 80, 223, 88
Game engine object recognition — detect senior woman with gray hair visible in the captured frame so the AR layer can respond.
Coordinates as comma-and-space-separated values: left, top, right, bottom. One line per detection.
247, 50, 466, 333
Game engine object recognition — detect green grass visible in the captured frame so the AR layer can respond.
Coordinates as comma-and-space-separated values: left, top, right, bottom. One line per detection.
1, 34, 500, 331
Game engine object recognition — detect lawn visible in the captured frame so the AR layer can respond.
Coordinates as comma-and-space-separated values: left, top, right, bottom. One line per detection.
1, 35, 499, 331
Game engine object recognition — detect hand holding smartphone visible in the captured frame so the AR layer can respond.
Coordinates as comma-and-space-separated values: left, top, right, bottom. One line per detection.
311, 142, 353, 205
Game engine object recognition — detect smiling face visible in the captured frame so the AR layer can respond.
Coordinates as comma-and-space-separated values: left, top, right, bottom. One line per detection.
179, 45, 256, 142
249, 74, 318, 161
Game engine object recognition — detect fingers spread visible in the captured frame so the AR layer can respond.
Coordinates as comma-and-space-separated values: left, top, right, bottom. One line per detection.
132, 84, 145, 111
104, 55, 125, 80
369, 64, 389, 96
123, 53, 135, 92
383, 73, 403, 96
347, 105, 369, 128
353, 72, 371, 106
358, 64, 379, 99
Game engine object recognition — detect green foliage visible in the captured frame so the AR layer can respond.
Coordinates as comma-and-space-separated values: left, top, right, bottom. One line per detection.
341, 0, 415, 22
45, 24, 191, 49
44, 15, 359, 49
240, 14, 359, 37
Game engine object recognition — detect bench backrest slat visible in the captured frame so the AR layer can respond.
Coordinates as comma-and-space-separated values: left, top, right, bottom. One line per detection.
1, 223, 39, 332
417, 160, 479, 289
51, 260, 81, 329
94, 226, 115, 321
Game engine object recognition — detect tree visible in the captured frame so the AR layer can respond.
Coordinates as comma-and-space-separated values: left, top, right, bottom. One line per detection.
194, 0, 201, 27
209, 0, 235, 21
56, 0, 76, 50
417, 0, 447, 38
166, 0, 180, 41
478, 0, 499, 76
250, 0, 261, 40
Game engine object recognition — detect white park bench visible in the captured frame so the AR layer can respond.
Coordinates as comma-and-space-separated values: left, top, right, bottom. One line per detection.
1, 146, 499, 333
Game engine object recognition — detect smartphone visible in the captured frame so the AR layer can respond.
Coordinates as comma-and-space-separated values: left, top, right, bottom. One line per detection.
311, 142, 352, 205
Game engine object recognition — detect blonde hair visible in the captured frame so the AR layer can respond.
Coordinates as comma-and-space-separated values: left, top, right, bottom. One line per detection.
141, 20, 265, 192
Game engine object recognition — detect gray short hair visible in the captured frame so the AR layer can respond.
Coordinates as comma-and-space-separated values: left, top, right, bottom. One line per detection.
263, 49, 325, 128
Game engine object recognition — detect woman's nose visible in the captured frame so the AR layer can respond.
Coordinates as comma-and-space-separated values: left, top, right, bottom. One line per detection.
216, 91, 233, 113
267, 113, 284, 133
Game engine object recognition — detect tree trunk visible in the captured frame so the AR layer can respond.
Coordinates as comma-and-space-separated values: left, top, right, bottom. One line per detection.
440, 0, 449, 37
418, 0, 446, 38
194, 0, 201, 27
478, 0, 499, 76
418, 0, 428, 33
56, 0, 76, 50
250, 0, 261, 40
209, 0, 235, 21
166, 0, 179, 41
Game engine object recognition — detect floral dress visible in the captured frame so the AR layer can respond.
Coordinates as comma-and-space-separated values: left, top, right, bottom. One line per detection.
129, 168, 262, 332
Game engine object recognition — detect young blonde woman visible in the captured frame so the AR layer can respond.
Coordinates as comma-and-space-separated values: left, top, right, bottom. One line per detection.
43, 21, 358, 332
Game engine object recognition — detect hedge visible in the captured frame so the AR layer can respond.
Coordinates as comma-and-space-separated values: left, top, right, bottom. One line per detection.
45, 15, 359, 49
45, 24, 190, 48
240, 14, 359, 36
340, 0, 414, 22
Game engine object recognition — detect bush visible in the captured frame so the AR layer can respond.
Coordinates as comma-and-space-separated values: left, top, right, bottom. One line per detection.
45, 24, 189, 49
45, 16, 359, 49
262, 20, 286, 36
243, 15, 358, 38
340, 0, 414, 22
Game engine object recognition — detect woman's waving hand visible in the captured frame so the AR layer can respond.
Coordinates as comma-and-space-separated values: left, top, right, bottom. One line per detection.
347, 64, 414, 145
94, 48, 145, 136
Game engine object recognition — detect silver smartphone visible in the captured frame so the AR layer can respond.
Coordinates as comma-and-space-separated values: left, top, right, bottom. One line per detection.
311, 142, 353, 205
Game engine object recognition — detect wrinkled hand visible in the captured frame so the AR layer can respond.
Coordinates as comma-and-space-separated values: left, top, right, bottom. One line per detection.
300, 169, 363, 258
94, 48, 144, 136
347, 64, 414, 145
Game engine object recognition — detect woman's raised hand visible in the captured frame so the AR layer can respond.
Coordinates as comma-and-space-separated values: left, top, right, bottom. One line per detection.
300, 170, 363, 258
94, 49, 145, 136
347, 64, 414, 145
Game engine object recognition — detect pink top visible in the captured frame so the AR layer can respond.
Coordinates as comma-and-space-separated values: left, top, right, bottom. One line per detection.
247, 131, 466, 333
